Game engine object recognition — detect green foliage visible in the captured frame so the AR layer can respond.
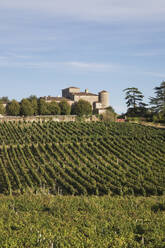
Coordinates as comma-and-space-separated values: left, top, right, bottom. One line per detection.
38, 99, 50, 115
28, 95, 38, 115
126, 106, 149, 117
20, 98, 34, 116
0, 103, 5, 115
150, 81, 165, 122
123, 87, 150, 118
0, 122, 164, 196
6, 100, 20, 116
106, 105, 116, 113
47, 102, 61, 115
38, 99, 61, 115
150, 81, 165, 113
0, 194, 164, 247
153, 111, 165, 123
124, 87, 144, 109
100, 106, 117, 121
0, 96, 9, 104
59, 100, 71, 115
71, 99, 92, 116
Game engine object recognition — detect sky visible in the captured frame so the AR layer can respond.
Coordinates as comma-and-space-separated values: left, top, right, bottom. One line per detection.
0, 0, 165, 113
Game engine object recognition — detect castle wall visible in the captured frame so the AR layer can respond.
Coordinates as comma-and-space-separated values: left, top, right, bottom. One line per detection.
73, 95, 99, 108
69, 88, 80, 94
62, 87, 80, 99
0, 115, 99, 122
62, 89, 70, 98
94, 102, 102, 109
55, 99, 74, 106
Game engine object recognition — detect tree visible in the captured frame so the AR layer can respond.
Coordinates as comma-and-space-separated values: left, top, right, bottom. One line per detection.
123, 87, 144, 109
20, 99, 34, 116
38, 99, 49, 115
123, 87, 148, 117
28, 95, 38, 115
6, 100, 20, 116
59, 100, 71, 115
47, 102, 61, 115
150, 81, 165, 113
106, 106, 116, 113
0, 104, 5, 115
100, 106, 117, 122
71, 99, 92, 116
0, 97, 9, 104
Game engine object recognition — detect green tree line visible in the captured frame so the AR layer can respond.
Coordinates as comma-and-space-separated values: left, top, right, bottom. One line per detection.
0, 96, 92, 117
123, 81, 165, 122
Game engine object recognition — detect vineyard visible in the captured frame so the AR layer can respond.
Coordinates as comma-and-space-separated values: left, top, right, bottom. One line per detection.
0, 194, 165, 247
0, 120, 165, 196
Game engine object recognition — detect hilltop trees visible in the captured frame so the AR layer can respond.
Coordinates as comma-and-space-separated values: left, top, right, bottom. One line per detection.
6, 100, 20, 116
38, 99, 49, 115
71, 99, 92, 116
0, 97, 9, 115
38, 99, 61, 115
150, 81, 165, 113
0, 83, 165, 122
123, 87, 144, 109
28, 95, 38, 115
0, 97, 9, 104
150, 81, 165, 122
123, 87, 148, 117
20, 99, 34, 116
47, 102, 61, 115
0, 97, 92, 117
59, 100, 71, 115
0, 104, 5, 115
100, 106, 117, 122
123, 83, 165, 122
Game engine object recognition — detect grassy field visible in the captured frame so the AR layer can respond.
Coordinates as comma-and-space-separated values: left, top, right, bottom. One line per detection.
0, 194, 164, 248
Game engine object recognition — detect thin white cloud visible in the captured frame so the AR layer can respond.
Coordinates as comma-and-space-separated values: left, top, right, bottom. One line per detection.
1, 55, 164, 79
63, 61, 117, 71
0, 59, 119, 72
6, 53, 32, 59
0, 0, 165, 22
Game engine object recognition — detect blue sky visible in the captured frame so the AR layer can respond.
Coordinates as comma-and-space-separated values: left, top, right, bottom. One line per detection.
0, 0, 165, 113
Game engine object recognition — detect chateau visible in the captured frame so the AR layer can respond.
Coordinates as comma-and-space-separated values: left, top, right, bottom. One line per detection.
41, 87, 109, 114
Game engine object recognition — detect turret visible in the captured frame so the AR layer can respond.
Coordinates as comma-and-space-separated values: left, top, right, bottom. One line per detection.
99, 90, 109, 108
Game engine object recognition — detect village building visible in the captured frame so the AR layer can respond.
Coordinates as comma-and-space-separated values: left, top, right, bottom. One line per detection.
41, 87, 109, 114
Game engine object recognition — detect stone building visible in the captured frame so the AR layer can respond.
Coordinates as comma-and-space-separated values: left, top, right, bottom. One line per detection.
42, 87, 109, 114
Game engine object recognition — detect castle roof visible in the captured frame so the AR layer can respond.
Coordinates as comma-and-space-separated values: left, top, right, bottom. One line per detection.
72, 92, 98, 96
63, 87, 80, 90
40, 96, 72, 102
99, 90, 108, 93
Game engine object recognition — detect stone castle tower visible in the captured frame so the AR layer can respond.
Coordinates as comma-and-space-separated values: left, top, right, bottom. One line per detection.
99, 90, 109, 108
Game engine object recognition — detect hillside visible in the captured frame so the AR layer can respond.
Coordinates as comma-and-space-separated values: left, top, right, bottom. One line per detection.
0, 121, 165, 196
